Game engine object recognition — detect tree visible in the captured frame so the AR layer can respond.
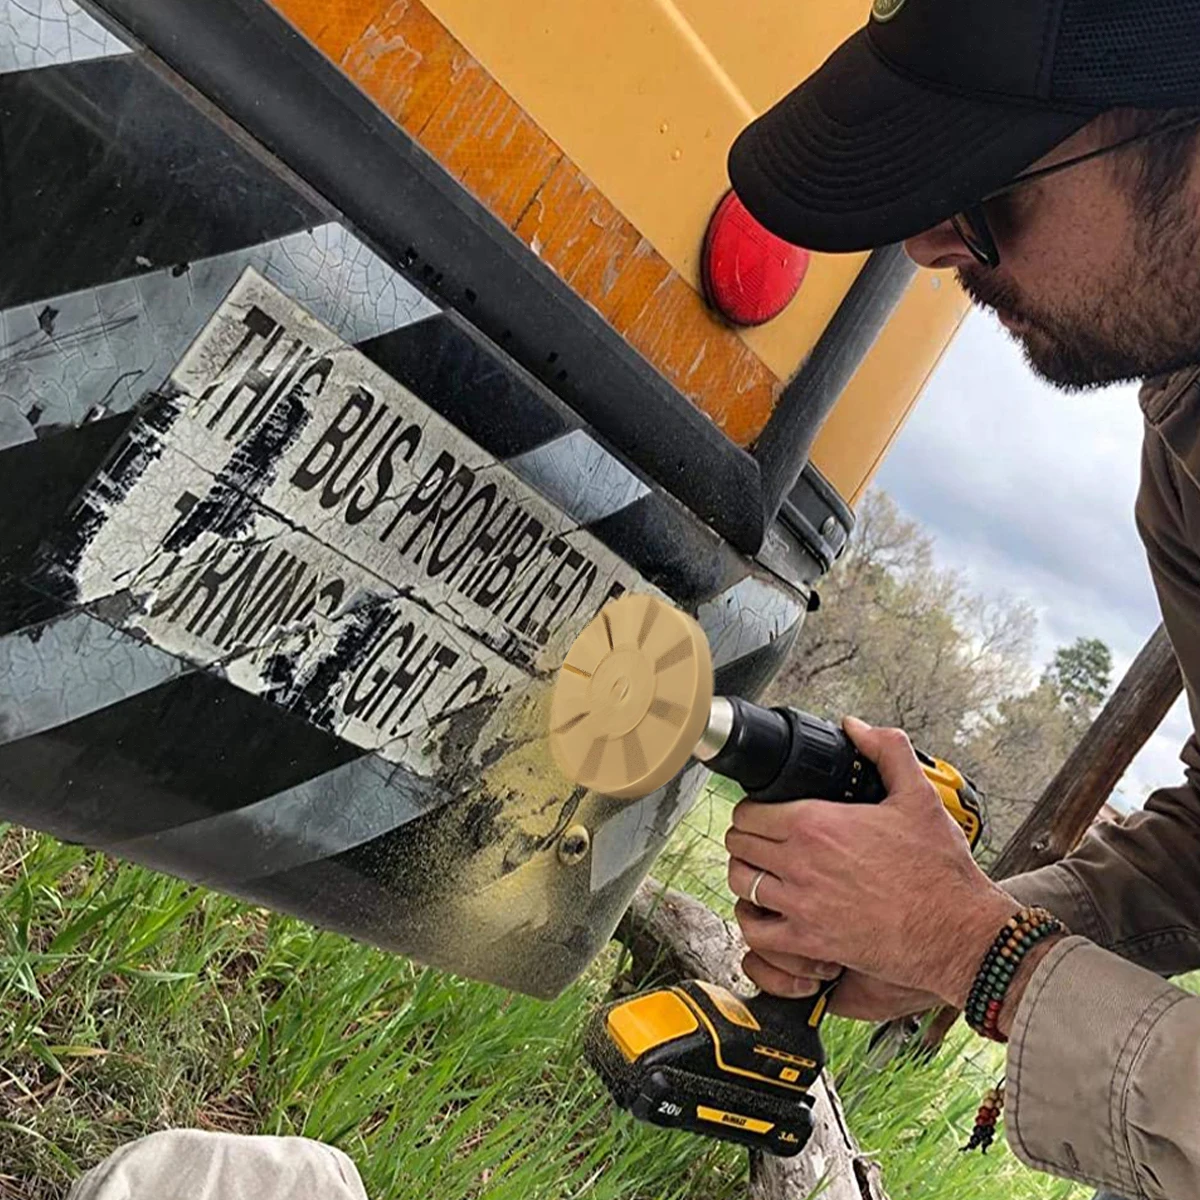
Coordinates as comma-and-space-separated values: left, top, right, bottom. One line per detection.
958, 680, 1084, 866
962, 636, 1113, 864
1045, 637, 1113, 716
767, 490, 1036, 758
768, 489, 1116, 868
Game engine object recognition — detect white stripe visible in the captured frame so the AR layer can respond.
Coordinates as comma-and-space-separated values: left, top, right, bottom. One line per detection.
0, 223, 439, 435
589, 762, 711, 893
0, 610, 186, 744
697, 574, 804, 671
507, 428, 649, 525
0, 396, 36, 449
0, 0, 128, 74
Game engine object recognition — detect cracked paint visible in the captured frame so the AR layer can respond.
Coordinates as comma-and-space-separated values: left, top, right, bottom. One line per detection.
44, 269, 799, 792
1, 260, 807, 995
698, 573, 804, 671
0, 609, 186, 745
589, 760, 707, 892
0, 395, 36, 448
506, 427, 650, 525
0, 0, 128, 74
0, 223, 437, 434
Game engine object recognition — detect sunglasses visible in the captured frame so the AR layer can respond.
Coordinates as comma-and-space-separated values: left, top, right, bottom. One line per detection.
951, 113, 1200, 269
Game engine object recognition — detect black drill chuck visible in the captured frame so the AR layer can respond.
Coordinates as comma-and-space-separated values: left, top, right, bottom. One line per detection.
701, 697, 888, 805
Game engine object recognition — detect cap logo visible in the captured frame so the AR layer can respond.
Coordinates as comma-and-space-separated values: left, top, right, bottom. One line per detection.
872, 0, 906, 21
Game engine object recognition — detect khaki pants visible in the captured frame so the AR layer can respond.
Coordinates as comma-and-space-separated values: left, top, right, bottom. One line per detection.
67, 1130, 369, 1199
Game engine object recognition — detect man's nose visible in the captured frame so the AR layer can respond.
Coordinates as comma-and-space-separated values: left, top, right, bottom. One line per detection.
904, 220, 977, 270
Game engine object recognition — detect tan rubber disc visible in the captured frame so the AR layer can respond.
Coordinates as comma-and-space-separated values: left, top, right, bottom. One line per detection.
550, 594, 713, 799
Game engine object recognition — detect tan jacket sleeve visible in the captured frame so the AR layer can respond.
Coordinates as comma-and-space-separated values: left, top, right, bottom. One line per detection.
1005, 936, 1200, 1200
993, 407, 1200, 1195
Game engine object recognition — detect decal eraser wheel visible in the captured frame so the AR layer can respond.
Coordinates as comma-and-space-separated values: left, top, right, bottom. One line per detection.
550, 595, 713, 799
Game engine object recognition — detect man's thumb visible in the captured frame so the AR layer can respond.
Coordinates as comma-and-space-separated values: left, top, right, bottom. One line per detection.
842, 716, 929, 797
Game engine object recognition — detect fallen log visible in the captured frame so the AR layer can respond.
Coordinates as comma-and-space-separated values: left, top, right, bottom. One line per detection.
612, 878, 888, 1200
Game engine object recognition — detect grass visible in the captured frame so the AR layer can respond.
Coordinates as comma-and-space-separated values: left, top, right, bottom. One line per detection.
0, 786, 1110, 1200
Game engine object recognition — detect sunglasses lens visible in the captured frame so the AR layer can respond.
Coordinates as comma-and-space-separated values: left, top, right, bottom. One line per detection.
952, 209, 998, 267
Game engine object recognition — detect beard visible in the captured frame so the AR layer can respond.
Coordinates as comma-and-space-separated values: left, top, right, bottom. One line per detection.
956, 194, 1200, 390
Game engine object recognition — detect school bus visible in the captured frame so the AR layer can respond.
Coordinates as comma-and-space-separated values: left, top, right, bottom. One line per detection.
0, 0, 966, 996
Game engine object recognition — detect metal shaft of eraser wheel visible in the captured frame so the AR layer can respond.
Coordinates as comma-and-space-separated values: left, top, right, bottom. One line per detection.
694, 697, 735, 761
691, 696, 794, 795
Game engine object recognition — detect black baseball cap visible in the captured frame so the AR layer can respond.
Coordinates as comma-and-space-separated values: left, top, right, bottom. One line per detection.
728, 0, 1200, 252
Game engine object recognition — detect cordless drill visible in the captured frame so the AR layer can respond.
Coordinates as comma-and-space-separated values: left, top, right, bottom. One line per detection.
549, 595, 986, 1157
586, 697, 985, 1155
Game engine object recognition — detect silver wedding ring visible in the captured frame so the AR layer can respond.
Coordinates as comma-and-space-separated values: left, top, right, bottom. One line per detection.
749, 868, 767, 908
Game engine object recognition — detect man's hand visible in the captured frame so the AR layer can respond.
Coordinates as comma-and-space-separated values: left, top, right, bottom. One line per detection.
741, 947, 943, 1021
725, 716, 1019, 1010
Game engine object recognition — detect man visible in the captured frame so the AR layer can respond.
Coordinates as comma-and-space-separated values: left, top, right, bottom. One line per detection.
719, 2, 1200, 1198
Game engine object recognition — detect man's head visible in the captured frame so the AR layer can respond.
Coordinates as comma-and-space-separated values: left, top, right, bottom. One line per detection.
728, 1, 1200, 390
913, 108, 1200, 389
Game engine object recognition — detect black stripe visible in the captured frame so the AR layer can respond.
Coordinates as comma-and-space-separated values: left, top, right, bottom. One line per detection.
0, 410, 138, 564
0, 56, 321, 309
359, 312, 570, 460
0, 574, 68, 639
0, 410, 140, 635
587, 492, 753, 606
714, 619, 804, 703
0, 669, 362, 843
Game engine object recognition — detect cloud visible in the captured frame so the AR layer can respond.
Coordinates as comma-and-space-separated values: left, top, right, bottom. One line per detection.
872, 305, 1189, 806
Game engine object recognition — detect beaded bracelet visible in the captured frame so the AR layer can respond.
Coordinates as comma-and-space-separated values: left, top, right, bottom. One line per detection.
960, 906, 1068, 1155
964, 906, 1067, 1043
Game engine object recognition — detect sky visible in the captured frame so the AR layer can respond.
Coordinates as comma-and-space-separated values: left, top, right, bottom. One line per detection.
872, 302, 1192, 811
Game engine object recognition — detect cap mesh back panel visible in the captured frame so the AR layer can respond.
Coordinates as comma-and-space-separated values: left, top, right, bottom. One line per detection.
1053, 0, 1200, 105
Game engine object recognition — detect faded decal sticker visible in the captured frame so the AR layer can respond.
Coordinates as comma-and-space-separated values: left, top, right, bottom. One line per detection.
53, 268, 653, 776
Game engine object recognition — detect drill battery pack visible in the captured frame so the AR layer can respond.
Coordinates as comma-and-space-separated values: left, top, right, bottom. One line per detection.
585, 979, 827, 1156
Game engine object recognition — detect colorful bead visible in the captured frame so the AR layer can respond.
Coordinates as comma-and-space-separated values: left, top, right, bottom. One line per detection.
961, 1078, 1006, 1154
964, 908, 1066, 1045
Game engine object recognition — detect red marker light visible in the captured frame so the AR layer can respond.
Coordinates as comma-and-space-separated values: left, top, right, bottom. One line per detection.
700, 189, 810, 327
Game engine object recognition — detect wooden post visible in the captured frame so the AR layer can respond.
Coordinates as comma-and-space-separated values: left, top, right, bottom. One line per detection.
880, 623, 1184, 1058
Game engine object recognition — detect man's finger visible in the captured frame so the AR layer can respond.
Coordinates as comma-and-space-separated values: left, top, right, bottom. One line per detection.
753, 947, 842, 981
730, 797, 793, 839
842, 716, 929, 796
728, 858, 784, 912
742, 950, 820, 998
725, 827, 789, 877
734, 899, 808, 955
